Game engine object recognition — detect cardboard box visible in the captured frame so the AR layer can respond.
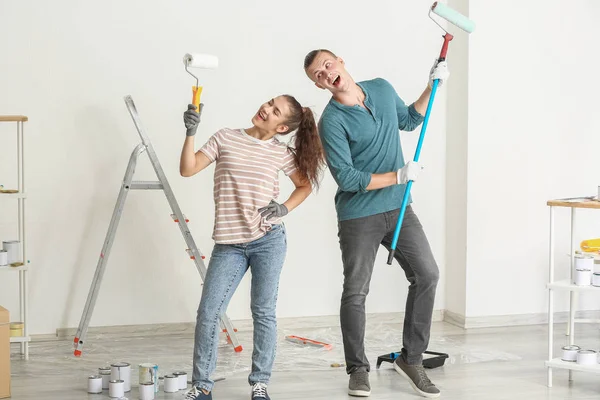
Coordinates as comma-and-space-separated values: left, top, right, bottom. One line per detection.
0, 306, 10, 398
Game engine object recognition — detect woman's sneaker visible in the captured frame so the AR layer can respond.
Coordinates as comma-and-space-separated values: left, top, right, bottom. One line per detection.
184, 386, 213, 400
251, 382, 271, 400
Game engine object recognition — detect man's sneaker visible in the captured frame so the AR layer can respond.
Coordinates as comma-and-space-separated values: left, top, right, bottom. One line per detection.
393, 357, 440, 398
251, 382, 271, 400
348, 371, 371, 397
184, 386, 213, 400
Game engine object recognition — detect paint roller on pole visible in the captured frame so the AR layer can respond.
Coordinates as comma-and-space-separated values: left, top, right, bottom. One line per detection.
387, 2, 475, 265
183, 53, 219, 111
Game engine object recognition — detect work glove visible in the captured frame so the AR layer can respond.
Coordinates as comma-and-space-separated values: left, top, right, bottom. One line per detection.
258, 200, 289, 221
183, 103, 203, 136
397, 161, 423, 184
428, 59, 450, 89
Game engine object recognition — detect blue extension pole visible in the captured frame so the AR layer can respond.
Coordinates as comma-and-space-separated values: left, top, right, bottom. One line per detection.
386, 78, 440, 265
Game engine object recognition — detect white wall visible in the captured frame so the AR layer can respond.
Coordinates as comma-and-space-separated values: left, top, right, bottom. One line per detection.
463, 0, 600, 318
0, 0, 448, 335
444, 0, 470, 318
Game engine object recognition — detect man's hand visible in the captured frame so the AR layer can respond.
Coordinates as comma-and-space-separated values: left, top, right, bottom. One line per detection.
183, 103, 204, 136
428, 60, 450, 89
258, 200, 289, 220
397, 161, 423, 184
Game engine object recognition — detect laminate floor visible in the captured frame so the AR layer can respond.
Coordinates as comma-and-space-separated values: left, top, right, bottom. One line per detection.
8, 320, 600, 399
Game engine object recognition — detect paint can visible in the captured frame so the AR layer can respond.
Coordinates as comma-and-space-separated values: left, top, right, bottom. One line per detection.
88, 375, 103, 393
139, 382, 155, 400
594, 259, 600, 274
576, 349, 597, 365
9, 322, 23, 337
99, 367, 112, 390
2, 240, 19, 264
593, 273, 600, 287
139, 363, 159, 393
173, 371, 188, 390
111, 362, 131, 392
0, 250, 7, 266
109, 379, 124, 398
575, 268, 592, 286
163, 375, 179, 393
561, 345, 580, 362
574, 255, 593, 286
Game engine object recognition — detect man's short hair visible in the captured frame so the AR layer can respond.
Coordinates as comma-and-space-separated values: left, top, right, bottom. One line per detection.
304, 49, 337, 70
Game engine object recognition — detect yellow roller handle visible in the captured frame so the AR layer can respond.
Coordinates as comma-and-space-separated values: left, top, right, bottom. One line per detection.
192, 86, 203, 111
580, 238, 600, 252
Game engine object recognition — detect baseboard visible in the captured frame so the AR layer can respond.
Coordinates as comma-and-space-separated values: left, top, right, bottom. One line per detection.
442, 310, 465, 328
443, 309, 600, 329
52, 310, 445, 341
50, 308, 600, 340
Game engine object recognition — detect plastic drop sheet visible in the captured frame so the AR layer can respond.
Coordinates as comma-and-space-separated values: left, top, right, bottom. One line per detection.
13, 323, 521, 383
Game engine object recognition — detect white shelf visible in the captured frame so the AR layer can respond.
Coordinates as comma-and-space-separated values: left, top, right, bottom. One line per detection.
0, 265, 28, 272
0, 192, 27, 199
546, 358, 600, 373
0, 116, 29, 360
547, 279, 600, 292
10, 336, 31, 343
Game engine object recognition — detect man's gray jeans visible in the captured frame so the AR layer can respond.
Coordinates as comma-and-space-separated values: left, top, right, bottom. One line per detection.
337, 205, 439, 373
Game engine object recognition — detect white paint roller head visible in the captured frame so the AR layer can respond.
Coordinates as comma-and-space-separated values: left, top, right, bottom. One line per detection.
183, 53, 219, 110
183, 53, 219, 69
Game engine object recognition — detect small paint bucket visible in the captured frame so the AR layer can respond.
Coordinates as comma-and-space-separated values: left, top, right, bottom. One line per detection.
593, 273, 600, 287
9, 322, 23, 337
163, 375, 179, 393
109, 379, 124, 398
561, 345, 580, 362
88, 375, 102, 394
2, 240, 19, 264
0, 250, 7, 266
139, 363, 159, 393
575, 268, 592, 286
139, 382, 155, 400
173, 371, 188, 390
99, 367, 111, 390
577, 349, 597, 365
111, 362, 131, 392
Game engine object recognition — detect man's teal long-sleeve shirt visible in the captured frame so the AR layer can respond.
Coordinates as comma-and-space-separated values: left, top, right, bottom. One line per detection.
318, 78, 424, 221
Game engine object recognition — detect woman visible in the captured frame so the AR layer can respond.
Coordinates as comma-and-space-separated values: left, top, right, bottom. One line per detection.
180, 95, 325, 400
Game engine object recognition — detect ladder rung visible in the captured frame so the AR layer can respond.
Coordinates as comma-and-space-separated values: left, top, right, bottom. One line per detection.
129, 181, 163, 190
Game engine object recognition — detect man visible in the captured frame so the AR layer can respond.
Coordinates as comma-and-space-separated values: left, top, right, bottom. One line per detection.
303, 49, 448, 398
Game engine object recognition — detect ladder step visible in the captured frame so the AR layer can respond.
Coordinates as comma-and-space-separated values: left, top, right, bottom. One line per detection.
129, 181, 163, 190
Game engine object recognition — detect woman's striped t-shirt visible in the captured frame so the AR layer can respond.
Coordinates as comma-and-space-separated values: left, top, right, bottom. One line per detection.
199, 128, 297, 244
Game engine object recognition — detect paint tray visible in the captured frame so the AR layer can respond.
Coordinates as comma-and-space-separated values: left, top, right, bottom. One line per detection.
376, 350, 449, 369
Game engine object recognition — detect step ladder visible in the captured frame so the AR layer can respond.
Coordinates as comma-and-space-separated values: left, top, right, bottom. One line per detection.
73, 95, 242, 357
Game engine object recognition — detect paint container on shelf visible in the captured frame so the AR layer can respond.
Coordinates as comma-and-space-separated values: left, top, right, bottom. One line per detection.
2, 240, 19, 264
574, 255, 593, 285
575, 268, 593, 286
576, 349, 597, 365
99, 367, 112, 390
594, 259, 600, 274
109, 379, 125, 398
139, 363, 159, 393
88, 375, 103, 393
173, 371, 188, 390
593, 273, 600, 287
561, 345, 580, 362
9, 322, 23, 337
0, 250, 7, 266
163, 375, 179, 393
111, 362, 131, 392
139, 382, 155, 400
